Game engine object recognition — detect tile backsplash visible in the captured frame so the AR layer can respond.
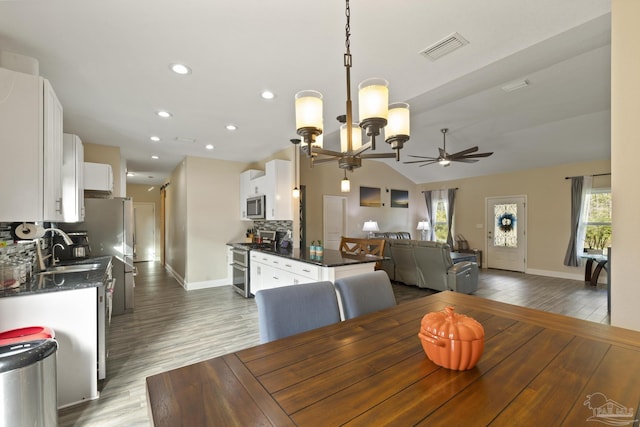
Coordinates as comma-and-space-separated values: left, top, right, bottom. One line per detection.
253, 220, 292, 235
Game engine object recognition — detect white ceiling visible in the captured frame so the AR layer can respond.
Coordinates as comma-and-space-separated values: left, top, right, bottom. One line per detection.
0, 0, 611, 185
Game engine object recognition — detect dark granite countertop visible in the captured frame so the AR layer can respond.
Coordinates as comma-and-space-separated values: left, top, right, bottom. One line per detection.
250, 247, 382, 267
0, 256, 112, 298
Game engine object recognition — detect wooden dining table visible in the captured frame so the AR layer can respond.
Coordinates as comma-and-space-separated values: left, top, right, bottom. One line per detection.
146, 291, 640, 426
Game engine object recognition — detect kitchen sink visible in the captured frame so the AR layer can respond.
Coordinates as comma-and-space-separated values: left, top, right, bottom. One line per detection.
38, 263, 102, 275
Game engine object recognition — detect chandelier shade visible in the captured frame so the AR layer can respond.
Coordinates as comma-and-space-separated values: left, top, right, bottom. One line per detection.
385, 102, 411, 142
340, 123, 362, 153
358, 78, 388, 124
295, 90, 323, 142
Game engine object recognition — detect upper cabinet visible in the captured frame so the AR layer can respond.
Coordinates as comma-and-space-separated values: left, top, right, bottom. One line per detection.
0, 67, 64, 222
62, 134, 84, 223
239, 160, 292, 221
265, 159, 292, 221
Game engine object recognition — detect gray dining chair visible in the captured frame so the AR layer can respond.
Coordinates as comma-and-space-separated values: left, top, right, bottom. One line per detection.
255, 281, 341, 343
334, 270, 397, 320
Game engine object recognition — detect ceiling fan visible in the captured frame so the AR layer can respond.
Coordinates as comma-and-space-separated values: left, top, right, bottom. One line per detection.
404, 128, 493, 167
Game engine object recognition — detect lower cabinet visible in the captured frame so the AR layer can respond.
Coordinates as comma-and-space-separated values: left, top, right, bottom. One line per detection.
250, 251, 376, 295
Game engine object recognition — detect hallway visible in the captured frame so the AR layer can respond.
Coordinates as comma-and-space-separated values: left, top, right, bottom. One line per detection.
59, 262, 608, 426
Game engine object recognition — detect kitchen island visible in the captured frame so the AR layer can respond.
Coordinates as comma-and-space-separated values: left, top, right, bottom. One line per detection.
249, 247, 381, 295
0, 256, 112, 408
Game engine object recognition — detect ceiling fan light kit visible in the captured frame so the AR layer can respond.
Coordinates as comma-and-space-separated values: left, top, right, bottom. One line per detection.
293, 0, 410, 188
405, 128, 493, 168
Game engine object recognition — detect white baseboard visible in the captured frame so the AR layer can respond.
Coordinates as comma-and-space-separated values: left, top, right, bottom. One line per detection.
164, 263, 185, 288
184, 278, 228, 291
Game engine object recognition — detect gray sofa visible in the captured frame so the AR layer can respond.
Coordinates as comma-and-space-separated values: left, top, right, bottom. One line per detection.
379, 239, 479, 294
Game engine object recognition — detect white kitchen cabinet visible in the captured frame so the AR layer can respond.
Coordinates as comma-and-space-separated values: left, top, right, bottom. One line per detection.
250, 252, 319, 292
62, 133, 84, 222
240, 169, 265, 220
84, 162, 113, 192
0, 67, 64, 221
265, 159, 292, 220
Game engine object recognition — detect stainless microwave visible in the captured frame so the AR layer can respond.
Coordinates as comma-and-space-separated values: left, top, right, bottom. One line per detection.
246, 195, 265, 219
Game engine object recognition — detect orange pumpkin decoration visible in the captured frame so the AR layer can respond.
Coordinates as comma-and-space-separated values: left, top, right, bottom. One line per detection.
418, 306, 484, 370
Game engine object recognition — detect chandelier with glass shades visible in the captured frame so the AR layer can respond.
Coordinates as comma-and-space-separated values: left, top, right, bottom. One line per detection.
292, 0, 410, 191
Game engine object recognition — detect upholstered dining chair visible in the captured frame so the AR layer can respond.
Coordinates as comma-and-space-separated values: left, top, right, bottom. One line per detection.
255, 281, 341, 343
334, 271, 397, 320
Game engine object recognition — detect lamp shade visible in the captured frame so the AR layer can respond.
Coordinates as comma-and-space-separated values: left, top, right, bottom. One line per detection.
416, 221, 430, 231
358, 78, 389, 122
295, 90, 323, 131
362, 220, 380, 232
340, 123, 363, 153
385, 102, 410, 141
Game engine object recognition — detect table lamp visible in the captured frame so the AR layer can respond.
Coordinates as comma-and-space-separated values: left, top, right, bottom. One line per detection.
417, 221, 430, 240
362, 220, 380, 239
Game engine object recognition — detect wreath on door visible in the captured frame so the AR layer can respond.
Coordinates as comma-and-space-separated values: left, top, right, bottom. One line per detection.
497, 212, 516, 233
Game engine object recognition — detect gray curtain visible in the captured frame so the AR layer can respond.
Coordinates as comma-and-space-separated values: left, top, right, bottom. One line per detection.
446, 188, 456, 247
563, 177, 583, 266
423, 191, 434, 240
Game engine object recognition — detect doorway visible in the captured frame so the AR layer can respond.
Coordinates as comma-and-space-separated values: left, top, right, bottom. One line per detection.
323, 195, 347, 250
485, 195, 526, 272
134, 202, 156, 262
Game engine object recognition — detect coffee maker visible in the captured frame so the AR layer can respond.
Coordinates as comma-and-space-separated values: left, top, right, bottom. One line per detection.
55, 231, 91, 260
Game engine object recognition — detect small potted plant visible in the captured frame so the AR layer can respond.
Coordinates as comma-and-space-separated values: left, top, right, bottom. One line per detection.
316, 240, 323, 256
309, 240, 317, 256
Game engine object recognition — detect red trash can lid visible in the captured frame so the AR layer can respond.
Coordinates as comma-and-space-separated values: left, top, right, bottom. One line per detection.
0, 326, 55, 346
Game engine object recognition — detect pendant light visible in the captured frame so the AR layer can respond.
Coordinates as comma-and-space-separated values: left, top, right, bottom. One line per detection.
291, 139, 300, 198
341, 170, 351, 193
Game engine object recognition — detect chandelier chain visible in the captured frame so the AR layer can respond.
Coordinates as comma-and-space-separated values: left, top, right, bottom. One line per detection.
345, 0, 351, 55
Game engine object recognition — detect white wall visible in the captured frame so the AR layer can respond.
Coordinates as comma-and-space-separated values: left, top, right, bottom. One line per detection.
610, 0, 640, 331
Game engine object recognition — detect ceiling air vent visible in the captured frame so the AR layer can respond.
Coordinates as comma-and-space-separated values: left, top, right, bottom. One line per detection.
420, 32, 469, 61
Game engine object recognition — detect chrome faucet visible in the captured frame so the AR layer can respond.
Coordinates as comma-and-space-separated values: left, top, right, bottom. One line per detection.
52, 243, 65, 266
34, 228, 74, 271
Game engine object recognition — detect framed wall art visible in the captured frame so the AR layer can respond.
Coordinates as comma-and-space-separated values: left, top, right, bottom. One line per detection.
360, 186, 382, 207
390, 189, 409, 208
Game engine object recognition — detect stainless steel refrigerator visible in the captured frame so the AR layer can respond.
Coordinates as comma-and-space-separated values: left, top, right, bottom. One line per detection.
64, 197, 135, 315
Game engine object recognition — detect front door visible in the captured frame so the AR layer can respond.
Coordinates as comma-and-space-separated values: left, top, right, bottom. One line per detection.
486, 196, 526, 272
323, 195, 347, 251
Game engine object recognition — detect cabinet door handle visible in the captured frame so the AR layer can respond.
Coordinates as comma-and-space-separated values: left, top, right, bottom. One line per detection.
302, 269, 311, 273
285, 264, 292, 268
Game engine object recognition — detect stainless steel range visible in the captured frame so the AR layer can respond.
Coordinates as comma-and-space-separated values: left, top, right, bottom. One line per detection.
230, 231, 276, 298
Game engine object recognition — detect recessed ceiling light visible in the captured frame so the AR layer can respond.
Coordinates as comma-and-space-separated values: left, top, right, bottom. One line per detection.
205, 144, 214, 150
226, 124, 237, 131
150, 136, 160, 142
157, 110, 172, 118
170, 63, 191, 75
151, 155, 159, 159
261, 90, 275, 100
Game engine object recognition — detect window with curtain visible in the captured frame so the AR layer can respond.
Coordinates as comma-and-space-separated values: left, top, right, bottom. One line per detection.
582, 188, 612, 251
431, 191, 451, 243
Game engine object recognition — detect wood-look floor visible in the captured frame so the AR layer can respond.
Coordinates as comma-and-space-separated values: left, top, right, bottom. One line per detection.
58, 263, 608, 426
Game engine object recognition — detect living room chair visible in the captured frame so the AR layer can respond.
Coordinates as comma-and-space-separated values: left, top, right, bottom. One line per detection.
334, 271, 397, 320
413, 240, 478, 294
255, 281, 341, 343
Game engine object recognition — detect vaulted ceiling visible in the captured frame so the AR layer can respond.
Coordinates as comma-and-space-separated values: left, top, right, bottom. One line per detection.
0, 0, 611, 185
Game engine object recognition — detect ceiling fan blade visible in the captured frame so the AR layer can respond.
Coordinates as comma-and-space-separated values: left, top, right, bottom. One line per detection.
459, 151, 493, 159
403, 159, 438, 164
452, 158, 479, 163
448, 146, 479, 158
407, 155, 439, 160
418, 161, 440, 167
438, 147, 447, 158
